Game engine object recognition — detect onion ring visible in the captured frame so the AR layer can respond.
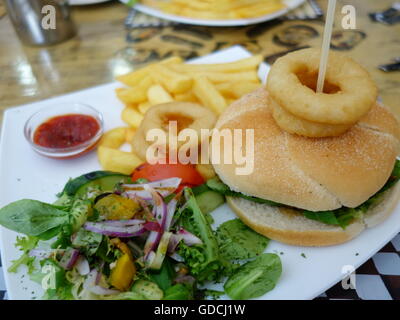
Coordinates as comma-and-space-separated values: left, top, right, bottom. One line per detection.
267, 48, 377, 125
141, 102, 216, 136
131, 126, 153, 161
270, 97, 353, 137
132, 102, 216, 161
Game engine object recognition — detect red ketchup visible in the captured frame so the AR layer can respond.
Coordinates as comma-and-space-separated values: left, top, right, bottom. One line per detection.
33, 114, 100, 158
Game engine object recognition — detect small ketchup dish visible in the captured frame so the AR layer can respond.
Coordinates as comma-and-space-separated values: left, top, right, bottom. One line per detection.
24, 103, 104, 159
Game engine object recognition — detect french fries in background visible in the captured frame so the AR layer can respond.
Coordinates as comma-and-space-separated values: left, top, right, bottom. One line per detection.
141, 0, 286, 20
97, 55, 263, 173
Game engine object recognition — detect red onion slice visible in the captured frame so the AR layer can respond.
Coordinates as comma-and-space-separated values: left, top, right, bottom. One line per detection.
75, 255, 90, 276
144, 221, 161, 232
83, 269, 119, 296
164, 198, 177, 232
123, 178, 181, 199
144, 250, 156, 267
177, 228, 203, 246
174, 274, 196, 286
100, 219, 145, 227
59, 248, 80, 270
143, 186, 167, 258
143, 230, 160, 257
144, 185, 167, 226
83, 221, 145, 238
169, 252, 184, 262
167, 234, 183, 253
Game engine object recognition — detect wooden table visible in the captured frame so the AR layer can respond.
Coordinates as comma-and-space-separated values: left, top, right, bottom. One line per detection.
0, 0, 399, 125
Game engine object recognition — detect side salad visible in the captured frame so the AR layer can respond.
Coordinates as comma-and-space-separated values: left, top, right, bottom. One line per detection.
0, 164, 282, 300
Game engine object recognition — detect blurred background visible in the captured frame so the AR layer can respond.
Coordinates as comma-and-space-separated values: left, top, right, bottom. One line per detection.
0, 0, 399, 124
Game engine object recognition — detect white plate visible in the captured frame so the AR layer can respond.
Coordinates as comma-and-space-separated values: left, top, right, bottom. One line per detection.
120, 0, 305, 27
69, 0, 112, 6
1, 46, 399, 300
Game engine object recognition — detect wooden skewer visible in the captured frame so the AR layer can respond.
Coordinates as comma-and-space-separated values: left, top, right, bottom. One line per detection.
316, 0, 337, 93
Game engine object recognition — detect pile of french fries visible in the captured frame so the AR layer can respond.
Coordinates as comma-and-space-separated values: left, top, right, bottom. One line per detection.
141, 0, 286, 20
97, 54, 263, 175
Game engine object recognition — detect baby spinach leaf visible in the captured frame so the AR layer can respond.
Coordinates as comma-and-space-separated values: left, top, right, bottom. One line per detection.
224, 253, 282, 300
163, 284, 193, 300
148, 257, 175, 292
216, 219, 269, 260
0, 200, 69, 237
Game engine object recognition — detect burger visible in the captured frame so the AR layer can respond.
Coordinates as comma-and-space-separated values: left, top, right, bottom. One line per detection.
210, 49, 400, 246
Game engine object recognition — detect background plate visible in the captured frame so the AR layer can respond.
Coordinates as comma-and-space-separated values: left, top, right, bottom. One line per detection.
1, 46, 399, 300
69, 0, 112, 6
120, 0, 305, 26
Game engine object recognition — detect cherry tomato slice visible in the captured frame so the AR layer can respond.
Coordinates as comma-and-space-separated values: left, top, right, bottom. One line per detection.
131, 162, 204, 192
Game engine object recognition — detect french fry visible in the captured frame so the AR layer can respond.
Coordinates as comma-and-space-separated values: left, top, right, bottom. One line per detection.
97, 146, 143, 175
196, 164, 216, 180
173, 91, 199, 103
116, 67, 149, 88
230, 82, 262, 98
151, 0, 286, 20
215, 81, 262, 100
171, 55, 263, 73
193, 76, 227, 114
183, 71, 260, 83
116, 56, 183, 86
138, 101, 153, 114
172, 0, 212, 10
180, 8, 224, 19
215, 82, 236, 99
121, 107, 144, 128
125, 128, 136, 143
115, 76, 153, 104
105, 53, 267, 178
235, 2, 285, 18
115, 88, 144, 105
99, 127, 126, 149
151, 65, 193, 94
147, 84, 174, 105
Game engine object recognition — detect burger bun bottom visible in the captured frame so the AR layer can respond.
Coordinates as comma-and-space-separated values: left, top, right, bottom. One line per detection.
227, 182, 400, 246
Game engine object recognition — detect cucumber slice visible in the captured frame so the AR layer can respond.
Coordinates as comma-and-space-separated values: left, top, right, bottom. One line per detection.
195, 190, 225, 215
191, 183, 210, 196
75, 175, 132, 199
149, 232, 173, 270
61, 171, 131, 197
131, 280, 163, 300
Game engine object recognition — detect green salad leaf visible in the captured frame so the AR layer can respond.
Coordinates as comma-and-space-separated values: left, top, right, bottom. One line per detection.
224, 253, 282, 300
176, 188, 226, 283
302, 207, 362, 229
164, 284, 194, 300
0, 200, 69, 237
148, 257, 175, 292
38, 259, 72, 300
8, 236, 39, 273
71, 228, 103, 256
216, 219, 269, 260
